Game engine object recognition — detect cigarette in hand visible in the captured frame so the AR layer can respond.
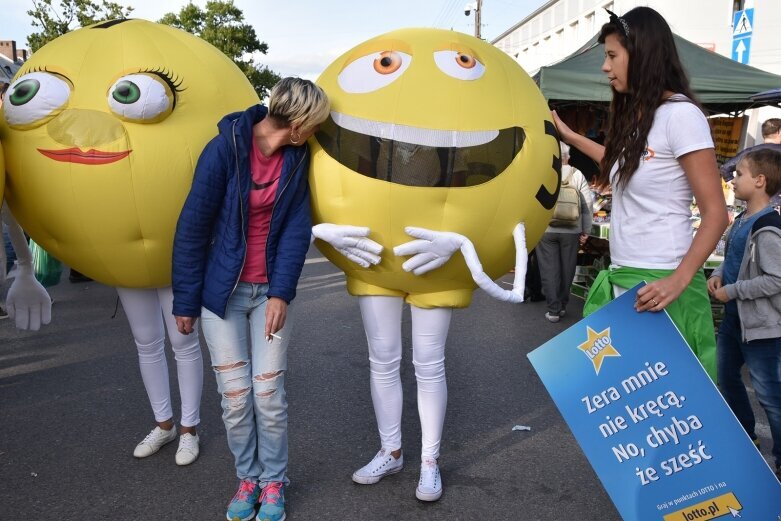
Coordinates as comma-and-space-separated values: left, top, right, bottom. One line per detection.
266, 332, 283, 343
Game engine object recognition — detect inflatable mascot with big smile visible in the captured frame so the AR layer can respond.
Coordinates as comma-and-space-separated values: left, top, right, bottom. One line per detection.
309, 28, 562, 500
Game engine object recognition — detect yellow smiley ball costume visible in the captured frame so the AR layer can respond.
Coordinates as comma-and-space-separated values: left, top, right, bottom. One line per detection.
0, 19, 259, 287
0, 142, 4, 203
310, 28, 560, 308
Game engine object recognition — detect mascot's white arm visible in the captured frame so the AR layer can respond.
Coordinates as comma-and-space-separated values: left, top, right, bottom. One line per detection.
1, 203, 52, 331
311, 223, 383, 267
394, 223, 527, 303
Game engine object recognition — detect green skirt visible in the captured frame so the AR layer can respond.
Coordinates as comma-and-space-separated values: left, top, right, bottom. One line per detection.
583, 266, 717, 381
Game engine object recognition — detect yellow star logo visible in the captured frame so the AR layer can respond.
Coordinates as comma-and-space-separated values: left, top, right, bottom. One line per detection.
578, 326, 620, 374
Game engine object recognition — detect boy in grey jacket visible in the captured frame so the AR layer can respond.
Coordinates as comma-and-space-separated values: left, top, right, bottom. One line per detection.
708, 148, 781, 480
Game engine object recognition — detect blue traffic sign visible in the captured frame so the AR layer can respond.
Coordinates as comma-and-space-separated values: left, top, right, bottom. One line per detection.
732, 37, 751, 64
731, 8, 754, 64
732, 8, 753, 36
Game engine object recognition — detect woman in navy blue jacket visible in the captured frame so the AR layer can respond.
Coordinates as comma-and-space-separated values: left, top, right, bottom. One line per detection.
172, 77, 329, 521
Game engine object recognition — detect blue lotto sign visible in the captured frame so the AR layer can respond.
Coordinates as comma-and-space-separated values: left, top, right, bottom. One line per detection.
528, 284, 781, 521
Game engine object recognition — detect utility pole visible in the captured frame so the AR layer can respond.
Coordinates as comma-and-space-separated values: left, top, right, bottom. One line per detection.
475, 0, 482, 39
464, 0, 482, 39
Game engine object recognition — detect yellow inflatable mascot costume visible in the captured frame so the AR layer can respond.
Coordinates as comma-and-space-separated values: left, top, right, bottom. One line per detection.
309, 28, 560, 501
0, 19, 258, 464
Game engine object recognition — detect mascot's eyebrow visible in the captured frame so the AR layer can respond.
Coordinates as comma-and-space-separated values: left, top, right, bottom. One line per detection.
92, 19, 131, 29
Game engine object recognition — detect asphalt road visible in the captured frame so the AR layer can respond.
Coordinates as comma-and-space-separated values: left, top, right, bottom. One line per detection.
0, 247, 773, 520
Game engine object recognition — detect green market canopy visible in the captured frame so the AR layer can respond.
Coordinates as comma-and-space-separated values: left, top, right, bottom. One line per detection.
534, 33, 781, 114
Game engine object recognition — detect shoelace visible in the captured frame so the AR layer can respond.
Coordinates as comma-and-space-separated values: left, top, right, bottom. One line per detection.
178, 435, 196, 451
261, 482, 283, 506
234, 481, 257, 502
419, 460, 438, 485
142, 429, 166, 443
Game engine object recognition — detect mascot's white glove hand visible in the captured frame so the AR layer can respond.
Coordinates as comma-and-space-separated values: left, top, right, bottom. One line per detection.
6, 262, 52, 331
394, 227, 465, 275
394, 224, 528, 304
312, 223, 383, 268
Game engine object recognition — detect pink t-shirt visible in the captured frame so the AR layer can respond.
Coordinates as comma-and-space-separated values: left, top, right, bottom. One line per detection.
239, 139, 282, 283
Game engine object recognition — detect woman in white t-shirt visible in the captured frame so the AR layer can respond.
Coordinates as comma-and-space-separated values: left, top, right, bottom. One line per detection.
552, 6, 728, 379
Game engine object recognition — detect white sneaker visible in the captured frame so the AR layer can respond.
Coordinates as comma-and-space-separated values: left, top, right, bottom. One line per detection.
133, 426, 177, 458
545, 312, 560, 323
352, 448, 404, 484
175, 433, 200, 466
416, 458, 442, 501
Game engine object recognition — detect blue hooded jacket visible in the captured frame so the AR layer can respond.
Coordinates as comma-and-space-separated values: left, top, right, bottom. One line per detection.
172, 104, 312, 318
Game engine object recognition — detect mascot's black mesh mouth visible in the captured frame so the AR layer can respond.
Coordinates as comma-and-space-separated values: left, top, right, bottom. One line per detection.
314, 116, 525, 188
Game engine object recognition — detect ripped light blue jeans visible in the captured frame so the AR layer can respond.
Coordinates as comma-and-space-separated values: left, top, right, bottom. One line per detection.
200, 282, 291, 485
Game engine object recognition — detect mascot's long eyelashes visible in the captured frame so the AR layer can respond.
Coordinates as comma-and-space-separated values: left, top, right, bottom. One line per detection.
139, 67, 186, 93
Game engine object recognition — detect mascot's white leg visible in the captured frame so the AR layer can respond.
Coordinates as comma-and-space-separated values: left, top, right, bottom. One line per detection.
359, 295, 404, 452
410, 305, 451, 461
358, 295, 451, 460
116, 286, 203, 428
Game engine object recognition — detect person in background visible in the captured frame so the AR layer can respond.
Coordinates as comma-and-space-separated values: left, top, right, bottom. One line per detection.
761, 119, 781, 145
708, 148, 781, 480
552, 6, 728, 379
537, 143, 592, 322
721, 118, 781, 176
172, 77, 330, 521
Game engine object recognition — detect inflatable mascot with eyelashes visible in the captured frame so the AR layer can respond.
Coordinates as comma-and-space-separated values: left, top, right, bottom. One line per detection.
0, 19, 258, 456
308, 28, 561, 500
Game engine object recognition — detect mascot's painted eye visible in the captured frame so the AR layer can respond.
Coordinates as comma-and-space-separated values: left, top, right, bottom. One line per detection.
112, 80, 141, 104
3, 72, 71, 127
338, 50, 412, 94
10, 79, 40, 104
373, 51, 403, 74
107, 73, 174, 122
433, 50, 485, 80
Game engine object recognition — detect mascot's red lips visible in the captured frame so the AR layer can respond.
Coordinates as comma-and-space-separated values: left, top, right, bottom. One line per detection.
38, 147, 131, 165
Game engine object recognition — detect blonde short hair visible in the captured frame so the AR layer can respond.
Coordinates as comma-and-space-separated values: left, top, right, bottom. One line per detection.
268, 77, 330, 131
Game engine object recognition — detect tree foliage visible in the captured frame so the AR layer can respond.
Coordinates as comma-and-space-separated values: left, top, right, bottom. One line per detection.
26, 0, 133, 52
159, 1, 280, 99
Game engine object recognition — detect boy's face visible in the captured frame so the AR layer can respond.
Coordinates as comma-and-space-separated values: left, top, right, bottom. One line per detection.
732, 159, 761, 201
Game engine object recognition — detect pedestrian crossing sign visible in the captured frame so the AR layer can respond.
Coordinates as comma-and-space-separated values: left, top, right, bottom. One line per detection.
732, 9, 753, 37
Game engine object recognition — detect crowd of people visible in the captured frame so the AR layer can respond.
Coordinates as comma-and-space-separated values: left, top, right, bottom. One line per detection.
2, 6, 780, 521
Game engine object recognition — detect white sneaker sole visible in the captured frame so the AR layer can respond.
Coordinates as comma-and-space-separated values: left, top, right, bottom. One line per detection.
352, 464, 403, 485
415, 487, 443, 501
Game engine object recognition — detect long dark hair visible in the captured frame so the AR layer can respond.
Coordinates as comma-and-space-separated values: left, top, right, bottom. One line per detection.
598, 7, 701, 188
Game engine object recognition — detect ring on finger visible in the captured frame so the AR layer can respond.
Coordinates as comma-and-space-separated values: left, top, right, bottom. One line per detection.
651, 298, 659, 306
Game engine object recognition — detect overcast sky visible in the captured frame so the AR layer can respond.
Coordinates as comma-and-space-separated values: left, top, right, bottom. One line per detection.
1, 0, 541, 80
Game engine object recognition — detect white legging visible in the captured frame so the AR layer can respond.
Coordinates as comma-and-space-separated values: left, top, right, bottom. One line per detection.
359, 295, 451, 461
116, 286, 203, 427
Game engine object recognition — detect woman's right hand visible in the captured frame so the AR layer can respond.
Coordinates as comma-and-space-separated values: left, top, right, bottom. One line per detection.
551, 110, 574, 143
176, 316, 196, 335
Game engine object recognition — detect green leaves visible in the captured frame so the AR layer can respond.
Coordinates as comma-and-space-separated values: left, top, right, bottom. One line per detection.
26, 0, 134, 52
158, 0, 280, 99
